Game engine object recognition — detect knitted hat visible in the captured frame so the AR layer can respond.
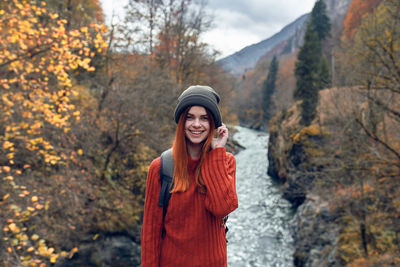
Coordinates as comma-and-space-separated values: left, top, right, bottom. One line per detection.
174, 85, 222, 128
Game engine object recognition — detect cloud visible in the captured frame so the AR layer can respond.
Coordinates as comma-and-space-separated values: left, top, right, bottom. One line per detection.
203, 0, 316, 58
207, 0, 315, 24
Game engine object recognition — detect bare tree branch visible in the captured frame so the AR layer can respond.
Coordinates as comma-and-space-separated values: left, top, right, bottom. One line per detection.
355, 118, 400, 161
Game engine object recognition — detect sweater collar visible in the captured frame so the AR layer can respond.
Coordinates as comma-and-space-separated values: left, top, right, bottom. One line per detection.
188, 153, 200, 172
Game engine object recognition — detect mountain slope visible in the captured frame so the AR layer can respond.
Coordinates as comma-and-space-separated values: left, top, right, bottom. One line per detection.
217, 14, 309, 75
217, 0, 353, 75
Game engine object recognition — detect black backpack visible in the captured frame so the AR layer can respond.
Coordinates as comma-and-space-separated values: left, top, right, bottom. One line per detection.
157, 148, 174, 220
157, 148, 229, 240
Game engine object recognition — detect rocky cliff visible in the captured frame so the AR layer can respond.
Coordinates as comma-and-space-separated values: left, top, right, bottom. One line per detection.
267, 94, 341, 266
268, 84, 400, 266
324, 0, 353, 24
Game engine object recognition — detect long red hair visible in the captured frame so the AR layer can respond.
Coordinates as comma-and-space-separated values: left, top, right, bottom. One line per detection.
170, 107, 215, 193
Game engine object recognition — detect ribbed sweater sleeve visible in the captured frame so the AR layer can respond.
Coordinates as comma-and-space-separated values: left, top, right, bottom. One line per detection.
202, 147, 238, 218
141, 157, 163, 267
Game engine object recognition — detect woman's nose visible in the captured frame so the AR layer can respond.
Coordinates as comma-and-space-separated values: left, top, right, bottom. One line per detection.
193, 118, 201, 126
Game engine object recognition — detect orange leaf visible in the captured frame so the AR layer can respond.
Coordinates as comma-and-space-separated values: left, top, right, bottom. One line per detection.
2, 166, 11, 172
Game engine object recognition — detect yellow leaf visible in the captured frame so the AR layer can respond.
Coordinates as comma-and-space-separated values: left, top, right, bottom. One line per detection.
9, 223, 19, 233
51, 13, 59, 19
3, 193, 10, 200
32, 196, 38, 202
69, 247, 78, 258
77, 149, 83, 155
61, 251, 68, 257
3, 141, 13, 150
50, 255, 58, 263
31, 234, 39, 241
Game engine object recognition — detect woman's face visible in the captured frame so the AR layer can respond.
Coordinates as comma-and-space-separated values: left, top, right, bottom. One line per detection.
184, 106, 211, 145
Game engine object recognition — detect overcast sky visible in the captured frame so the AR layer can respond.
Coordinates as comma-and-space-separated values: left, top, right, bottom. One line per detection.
99, 0, 316, 59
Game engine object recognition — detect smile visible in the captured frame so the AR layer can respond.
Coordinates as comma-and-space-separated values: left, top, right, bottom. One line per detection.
190, 130, 204, 135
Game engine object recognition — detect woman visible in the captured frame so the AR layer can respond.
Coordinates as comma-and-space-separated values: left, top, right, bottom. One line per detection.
141, 85, 238, 267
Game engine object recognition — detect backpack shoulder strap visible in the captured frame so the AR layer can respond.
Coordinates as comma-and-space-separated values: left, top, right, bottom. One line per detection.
158, 148, 174, 220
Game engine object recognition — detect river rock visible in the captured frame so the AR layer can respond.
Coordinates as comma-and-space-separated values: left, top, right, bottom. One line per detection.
56, 234, 141, 266
290, 194, 339, 267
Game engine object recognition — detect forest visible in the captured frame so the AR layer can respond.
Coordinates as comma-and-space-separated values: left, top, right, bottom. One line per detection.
0, 0, 399, 266
265, 0, 400, 265
0, 0, 237, 265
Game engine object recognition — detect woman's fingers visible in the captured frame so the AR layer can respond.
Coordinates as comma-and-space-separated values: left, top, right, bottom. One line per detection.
217, 123, 228, 135
213, 123, 228, 148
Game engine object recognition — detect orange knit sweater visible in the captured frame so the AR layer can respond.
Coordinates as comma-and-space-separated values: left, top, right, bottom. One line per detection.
141, 147, 238, 267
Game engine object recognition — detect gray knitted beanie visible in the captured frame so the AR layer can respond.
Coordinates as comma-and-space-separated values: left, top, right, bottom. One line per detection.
174, 85, 222, 128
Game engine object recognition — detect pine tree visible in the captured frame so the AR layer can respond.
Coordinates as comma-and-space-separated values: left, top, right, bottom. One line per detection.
310, 0, 331, 41
311, 0, 331, 91
262, 56, 279, 124
318, 55, 331, 89
294, 0, 331, 125
294, 28, 321, 125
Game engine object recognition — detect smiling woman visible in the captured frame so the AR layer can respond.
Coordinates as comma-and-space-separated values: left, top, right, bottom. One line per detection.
184, 106, 212, 151
141, 85, 238, 267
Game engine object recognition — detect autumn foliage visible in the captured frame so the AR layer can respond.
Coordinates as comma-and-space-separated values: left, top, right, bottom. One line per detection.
0, 0, 106, 165
268, 0, 400, 265
0, 0, 107, 265
342, 0, 383, 41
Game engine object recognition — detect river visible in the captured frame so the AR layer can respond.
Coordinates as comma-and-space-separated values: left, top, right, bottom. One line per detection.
227, 126, 295, 267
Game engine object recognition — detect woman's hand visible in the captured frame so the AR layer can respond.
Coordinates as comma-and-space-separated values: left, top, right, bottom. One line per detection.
212, 123, 229, 149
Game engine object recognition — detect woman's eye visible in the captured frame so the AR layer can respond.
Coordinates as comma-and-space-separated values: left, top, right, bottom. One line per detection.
201, 117, 208, 121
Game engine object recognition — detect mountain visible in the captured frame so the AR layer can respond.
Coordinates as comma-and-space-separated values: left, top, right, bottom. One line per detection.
217, 0, 353, 75
217, 14, 309, 75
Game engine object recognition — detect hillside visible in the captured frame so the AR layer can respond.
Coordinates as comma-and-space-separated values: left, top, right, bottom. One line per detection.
232, 0, 353, 129
267, 0, 398, 265
217, 14, 309, 75
268, 85, 400, 265
218, 0, 352, 77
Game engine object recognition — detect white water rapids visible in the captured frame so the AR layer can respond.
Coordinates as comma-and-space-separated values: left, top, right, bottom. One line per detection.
227, 126, 295, 267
